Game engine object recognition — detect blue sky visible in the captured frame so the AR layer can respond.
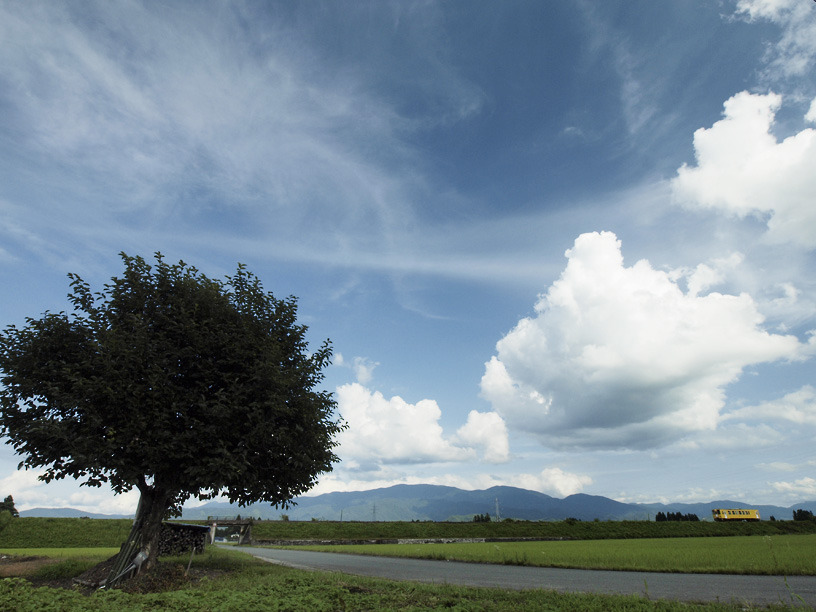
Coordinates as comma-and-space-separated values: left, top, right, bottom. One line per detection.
1, 0, 816, 515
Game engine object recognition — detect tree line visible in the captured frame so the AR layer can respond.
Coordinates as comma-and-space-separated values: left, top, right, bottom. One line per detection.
654, 511, 699, 522
793, 509, 815, 521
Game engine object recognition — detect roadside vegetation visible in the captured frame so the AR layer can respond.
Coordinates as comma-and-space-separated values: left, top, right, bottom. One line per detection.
3, 516, 815, 550
250, 518, 816, 541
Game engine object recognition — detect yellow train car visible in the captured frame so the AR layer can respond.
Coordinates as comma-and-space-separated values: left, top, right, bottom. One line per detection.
712, 508, 760, 521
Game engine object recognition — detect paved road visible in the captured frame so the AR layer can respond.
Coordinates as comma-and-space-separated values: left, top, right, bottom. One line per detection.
232, 546, 816, 607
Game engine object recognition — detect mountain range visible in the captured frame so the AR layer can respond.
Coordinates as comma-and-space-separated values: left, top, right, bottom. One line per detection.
20, 484, 816, 522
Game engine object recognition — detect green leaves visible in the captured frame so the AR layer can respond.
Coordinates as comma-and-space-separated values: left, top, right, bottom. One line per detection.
0, 252, 344, 514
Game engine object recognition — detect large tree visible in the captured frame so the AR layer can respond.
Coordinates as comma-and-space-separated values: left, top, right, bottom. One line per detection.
0, 253, 344, 572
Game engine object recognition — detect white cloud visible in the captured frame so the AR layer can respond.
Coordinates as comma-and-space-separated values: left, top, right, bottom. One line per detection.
0, 468, 139, 515
480, 231, 805, 450
507, 468, 593, 498
453, 411, 510, 464
336, 383, 512, 466
684, 253, 744, 298
672, 91, 816, 248
770, 476, 816, 498
758, 461, 797, 472
0, 469, 47, 510
680, 422, 786, 451
332, 354, 379, 384
351, 357, 379, 385
0, 2, 437, 261
67, 489, 140, 516
725, 385, 816, 425
735, 0, 816, 78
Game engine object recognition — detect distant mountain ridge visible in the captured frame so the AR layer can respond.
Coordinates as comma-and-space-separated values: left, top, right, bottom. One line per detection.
20, 484, 816, 521
20, 507, 131, 519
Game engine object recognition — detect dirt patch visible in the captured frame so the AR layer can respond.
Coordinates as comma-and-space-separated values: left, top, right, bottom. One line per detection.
1, 553, 228, 593
0, 554, 62, 577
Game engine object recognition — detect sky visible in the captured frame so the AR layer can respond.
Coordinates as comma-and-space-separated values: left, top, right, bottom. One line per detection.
1, 0, 815, 516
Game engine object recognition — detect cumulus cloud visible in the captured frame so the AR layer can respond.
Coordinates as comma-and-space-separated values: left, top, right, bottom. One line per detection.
453, 411, 510, 464
506, 468, 593, 498
480, 231, 805, 450
682, 253, 744, 298
333, 354, 379, 385
350, 357, 379, 385
0, 469, 47, 510
0, 468, 140, 514
672, 91, 816, 248
335, 383, 509, 466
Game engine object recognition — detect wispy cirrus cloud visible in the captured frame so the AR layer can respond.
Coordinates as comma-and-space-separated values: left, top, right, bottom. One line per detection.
0, 1, 482, 270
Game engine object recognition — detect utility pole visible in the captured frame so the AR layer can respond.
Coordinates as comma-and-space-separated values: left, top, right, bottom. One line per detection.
495, 497, 501, 522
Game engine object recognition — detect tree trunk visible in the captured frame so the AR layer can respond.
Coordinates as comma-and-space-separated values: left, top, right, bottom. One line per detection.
106, 483, 172, 587
132, 484, 172, 571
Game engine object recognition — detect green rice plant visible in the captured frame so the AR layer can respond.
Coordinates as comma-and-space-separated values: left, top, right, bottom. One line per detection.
296, 534, 816, 575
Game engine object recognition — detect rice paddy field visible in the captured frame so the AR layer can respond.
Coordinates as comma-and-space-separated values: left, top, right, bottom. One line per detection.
295, 534, 816, 575
0, 546, 807, 611
1, 518, 815, 610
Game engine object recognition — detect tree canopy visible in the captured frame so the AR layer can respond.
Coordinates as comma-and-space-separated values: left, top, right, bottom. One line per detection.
0, 495, 18, 518
0, 253, 344, 571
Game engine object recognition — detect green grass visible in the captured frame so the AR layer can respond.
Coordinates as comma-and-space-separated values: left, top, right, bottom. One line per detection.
0, 547, 119, 582
0, 547, 120, 558
295, 534, 816, 575
0, 547, 798, 611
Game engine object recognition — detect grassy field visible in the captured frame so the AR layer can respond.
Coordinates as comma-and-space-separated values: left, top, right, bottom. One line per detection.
295, 534, 816, 575
0, 518, 132, 548
0, 546, 801, 611
1, 518, 814, 610
0, 547, 119, 559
